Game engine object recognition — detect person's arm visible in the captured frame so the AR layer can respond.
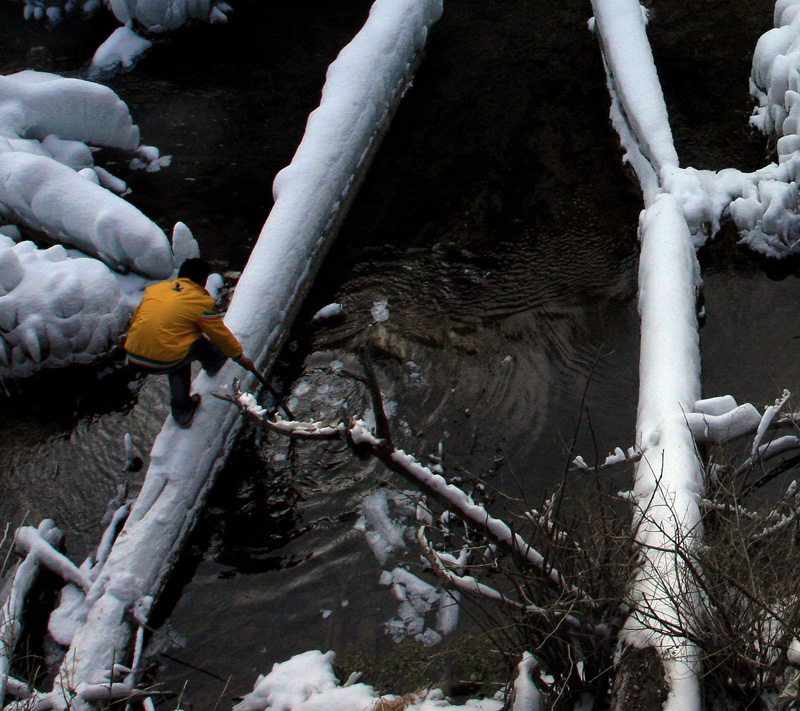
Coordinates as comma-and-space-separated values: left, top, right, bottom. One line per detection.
198, 310, 244, 360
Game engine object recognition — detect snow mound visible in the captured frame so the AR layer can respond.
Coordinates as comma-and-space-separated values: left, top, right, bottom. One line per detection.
660, 163, 800, 256
0, 71, 196, 376
0, 236, 145, 377
0, 152, 174, 277
89, 24, 153, 77
0, 71, 175, 278
0, 70, 139, 150
106, 0, 233, 32
234, 649, 504, 711
741, 1, 800, 254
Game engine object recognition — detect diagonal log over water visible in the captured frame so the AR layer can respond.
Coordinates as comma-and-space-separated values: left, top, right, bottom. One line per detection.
9, 1, 444, 707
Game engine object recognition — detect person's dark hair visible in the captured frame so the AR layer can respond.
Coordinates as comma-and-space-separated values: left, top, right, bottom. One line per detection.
178, 258, 210, 286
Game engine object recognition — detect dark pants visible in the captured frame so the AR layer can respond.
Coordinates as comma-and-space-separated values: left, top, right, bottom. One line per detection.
164, 338, 227, 420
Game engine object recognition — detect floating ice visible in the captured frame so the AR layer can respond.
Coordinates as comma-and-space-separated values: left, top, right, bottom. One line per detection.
311, 302, 343, 321
371, 297, 390, 322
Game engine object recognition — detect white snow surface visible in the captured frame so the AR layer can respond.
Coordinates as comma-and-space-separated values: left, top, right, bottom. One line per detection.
512, 653, 542, 711
0, 236, 146, 377
0, 71, 139, 149
0, 71, 174, 278
590, 2, 704, 709
42, 0, 443, 701
591, 0, 678, 180
106, 0, 232, 32
234, 650, 504, 711
0, 71, 196, 377
595, 0, 800, 258
0, 152, 173, 276
89, 24, 153, 77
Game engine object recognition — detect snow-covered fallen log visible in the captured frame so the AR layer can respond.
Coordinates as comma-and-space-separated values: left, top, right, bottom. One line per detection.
590, 0, 678, 204
33, 0, 443, 705
594, 0, 800, 257
592, 0, 800, 707
623, 193, 704, 710
234, 648, 506, 711
590, 1, 703, 708
0, 520, 62, 707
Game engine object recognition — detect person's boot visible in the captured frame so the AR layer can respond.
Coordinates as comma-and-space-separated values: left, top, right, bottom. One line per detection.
173, 394, 201, 427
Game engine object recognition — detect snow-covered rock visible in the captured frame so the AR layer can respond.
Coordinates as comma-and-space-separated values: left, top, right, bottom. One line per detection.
88, 24, 153, 77
0, 236, 146, 377
0, 71, 175, 279
106, 0, 233, 32
0, 153, 174, 277
0, 70, 189, 377
0, 71, 139, 150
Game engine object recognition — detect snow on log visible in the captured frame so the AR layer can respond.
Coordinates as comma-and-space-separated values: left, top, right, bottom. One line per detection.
0, 71, 175, 278
591, 0, 678, 204
0, 520, 62, 707
624, 193, 704, 711
591, 2, 704, 708
42, 0, 443, 703
225, 0, 442, 369
0, 71, 139, 151
13, 526, 90, 592
593, 0, 800, 258
685, 403, 762, 443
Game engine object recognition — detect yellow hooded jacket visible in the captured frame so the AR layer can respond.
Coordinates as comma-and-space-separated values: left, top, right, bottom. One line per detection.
124, 278, 243, 370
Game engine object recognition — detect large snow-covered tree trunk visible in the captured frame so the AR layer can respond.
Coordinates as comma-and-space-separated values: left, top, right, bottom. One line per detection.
17, 1, 444, 708
590, 1, 704, 708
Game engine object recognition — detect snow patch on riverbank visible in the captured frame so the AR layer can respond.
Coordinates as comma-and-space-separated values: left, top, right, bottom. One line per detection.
33, 0, 445, 704
234, 649, 504, 711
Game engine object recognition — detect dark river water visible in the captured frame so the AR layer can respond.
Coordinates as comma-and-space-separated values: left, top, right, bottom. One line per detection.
2, 0, 798, 706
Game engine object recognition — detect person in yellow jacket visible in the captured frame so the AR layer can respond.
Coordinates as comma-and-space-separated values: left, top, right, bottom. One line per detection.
125, 258, 254, 427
